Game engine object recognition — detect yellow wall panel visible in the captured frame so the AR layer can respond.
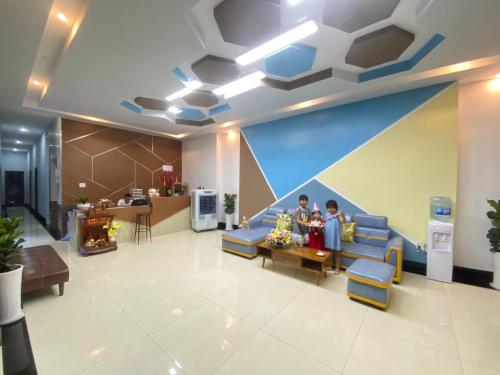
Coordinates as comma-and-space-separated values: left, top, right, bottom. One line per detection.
317, 84, 458, 243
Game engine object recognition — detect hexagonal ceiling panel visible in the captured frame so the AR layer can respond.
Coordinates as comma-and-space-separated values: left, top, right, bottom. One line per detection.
345, 25, 415, 68
214, 0, 281, 47
177, 108, 205, 121
183, 90, 219, 107
265, 43, 316, 78
191, 55, 240, 85
323, 0, 400, 33
134, 96, 167, 111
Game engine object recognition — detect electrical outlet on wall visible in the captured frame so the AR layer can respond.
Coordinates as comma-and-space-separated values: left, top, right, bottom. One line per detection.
416, 242, 427, 253
79, 182, 86, 188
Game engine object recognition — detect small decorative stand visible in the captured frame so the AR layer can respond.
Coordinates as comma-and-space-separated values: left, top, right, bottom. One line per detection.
79, 208, 117, 255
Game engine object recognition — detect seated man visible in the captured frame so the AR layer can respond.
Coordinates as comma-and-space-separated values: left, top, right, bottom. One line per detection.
117, 193, 133, 207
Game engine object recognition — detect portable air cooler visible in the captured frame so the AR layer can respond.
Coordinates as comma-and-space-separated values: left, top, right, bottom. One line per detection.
191, 189, 219, 232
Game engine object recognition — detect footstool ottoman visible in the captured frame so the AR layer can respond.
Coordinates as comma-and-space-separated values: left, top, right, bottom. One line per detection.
346, 258, 395, 309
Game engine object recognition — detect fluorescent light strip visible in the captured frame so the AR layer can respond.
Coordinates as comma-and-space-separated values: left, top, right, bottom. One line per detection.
165, 80, 202, 101
236, 20, 318, 66
168, 106, 182, 114
213, 71, 265, 99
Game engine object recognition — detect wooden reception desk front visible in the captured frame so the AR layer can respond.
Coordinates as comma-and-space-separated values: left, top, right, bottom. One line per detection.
70, 196, 191, 250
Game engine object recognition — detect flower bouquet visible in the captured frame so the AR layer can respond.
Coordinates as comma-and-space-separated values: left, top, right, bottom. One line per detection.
266, 228, 293, 249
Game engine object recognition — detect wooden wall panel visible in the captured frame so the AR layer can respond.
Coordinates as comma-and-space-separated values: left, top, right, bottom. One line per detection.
61, 119, 182, 209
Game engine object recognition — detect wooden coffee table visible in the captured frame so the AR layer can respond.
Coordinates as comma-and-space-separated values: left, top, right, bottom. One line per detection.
256, 242, 333, 285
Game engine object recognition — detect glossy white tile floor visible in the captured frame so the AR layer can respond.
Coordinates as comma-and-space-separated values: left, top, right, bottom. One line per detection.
6, 207, 55, 248
9, 228, 500, 375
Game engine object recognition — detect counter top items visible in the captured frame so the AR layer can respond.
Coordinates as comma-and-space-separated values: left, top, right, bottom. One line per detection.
159, 165, 175, 197
76, 196, 90, 211
79, 213, 117, 255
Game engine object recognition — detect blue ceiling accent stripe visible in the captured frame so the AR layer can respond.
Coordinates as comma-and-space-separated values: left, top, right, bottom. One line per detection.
261, 179, 422, 262
120, 100, 142, 114
242, 82, 452, 199
411, 33, 445, 65
209, 103, 231, 116
359, 33, 445, 82
172, 67, 188, 83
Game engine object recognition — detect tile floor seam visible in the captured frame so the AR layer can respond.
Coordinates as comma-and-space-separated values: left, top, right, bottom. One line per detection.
72, 335, 147, 375
339, 300, 367, 374
257, 292, 345, 373
205, 322, 262, 375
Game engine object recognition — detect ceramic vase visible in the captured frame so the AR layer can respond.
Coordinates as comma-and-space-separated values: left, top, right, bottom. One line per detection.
226, 214, 234, 231
491, 252, 500, 290
0, 264, 24, 325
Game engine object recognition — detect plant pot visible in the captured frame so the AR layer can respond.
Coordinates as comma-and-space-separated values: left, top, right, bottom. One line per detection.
0, 264, 24, 325
77, 203, 91, 211
225, 214, 234, 231
491, 252, 500, 290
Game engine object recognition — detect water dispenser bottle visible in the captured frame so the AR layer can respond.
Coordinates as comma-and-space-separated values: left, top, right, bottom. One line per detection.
430, 196, 452, 222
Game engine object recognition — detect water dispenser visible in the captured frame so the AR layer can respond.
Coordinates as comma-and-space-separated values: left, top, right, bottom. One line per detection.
427, 220, 454, 283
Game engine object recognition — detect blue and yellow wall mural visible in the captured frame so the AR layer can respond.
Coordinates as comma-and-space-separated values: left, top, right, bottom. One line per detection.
239, 82, 458, 263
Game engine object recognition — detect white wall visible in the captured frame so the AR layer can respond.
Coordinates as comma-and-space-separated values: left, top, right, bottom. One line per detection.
182, 134, 218, 191
1, 150, 29, 205
455, 79, 500, 271
182, 131, 241, 224
216, 131, 240, 224
33, 130, 50, 221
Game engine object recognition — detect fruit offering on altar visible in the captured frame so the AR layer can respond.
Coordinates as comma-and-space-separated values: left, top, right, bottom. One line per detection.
95, 198, 115, 209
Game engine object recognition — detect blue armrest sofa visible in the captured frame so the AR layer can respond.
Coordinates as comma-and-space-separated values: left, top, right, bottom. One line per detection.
341, 214, 403, 283
222, 206, 294, 258
222, 209, 403, 283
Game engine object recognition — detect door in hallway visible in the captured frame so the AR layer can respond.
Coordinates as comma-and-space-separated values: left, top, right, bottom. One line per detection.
5, 171, 24, 207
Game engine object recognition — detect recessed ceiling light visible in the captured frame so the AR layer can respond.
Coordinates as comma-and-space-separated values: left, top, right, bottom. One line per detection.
33, 80, 41, 86
167, 106, 182, 114
213, 71, 266, 99
13, 148, 18, 152
20, 127, 28, 133
56, 12, 68, 22
287, 0, 304, 5
165, 80, 202, 101
15, 140, 22, 144
236, 20, 318, 66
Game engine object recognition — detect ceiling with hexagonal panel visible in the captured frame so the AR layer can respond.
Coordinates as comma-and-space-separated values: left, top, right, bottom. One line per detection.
13, 0, 500, 138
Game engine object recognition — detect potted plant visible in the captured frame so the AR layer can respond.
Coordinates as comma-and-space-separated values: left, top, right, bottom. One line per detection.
0, 217, 25, 325
487, 199, 500, 290
76, 196, 91, 210
224, 193, 237, 231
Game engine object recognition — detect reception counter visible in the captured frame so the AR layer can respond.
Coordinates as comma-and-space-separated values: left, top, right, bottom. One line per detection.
69, 196, 191, 251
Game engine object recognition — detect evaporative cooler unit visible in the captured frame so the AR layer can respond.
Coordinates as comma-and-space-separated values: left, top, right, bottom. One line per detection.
191, 189, 218, 232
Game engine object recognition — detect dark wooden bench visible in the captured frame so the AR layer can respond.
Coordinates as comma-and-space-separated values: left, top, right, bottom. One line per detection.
18, 245, 69, 296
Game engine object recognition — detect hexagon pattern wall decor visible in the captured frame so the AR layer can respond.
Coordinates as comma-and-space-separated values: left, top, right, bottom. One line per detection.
323, 0, 400, 33
214, 0, 281, 47
345, 25, 415, 68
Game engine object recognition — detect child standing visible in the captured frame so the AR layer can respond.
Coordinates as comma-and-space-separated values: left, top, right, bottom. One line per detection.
293, 194, 311, 242
308, 203, 325, 250
324, 200, 345, 274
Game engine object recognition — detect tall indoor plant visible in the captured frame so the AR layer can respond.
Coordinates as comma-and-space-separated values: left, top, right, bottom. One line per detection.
224, 193, 237, 231
0, 217, 25, 325
487, 199, 500, 289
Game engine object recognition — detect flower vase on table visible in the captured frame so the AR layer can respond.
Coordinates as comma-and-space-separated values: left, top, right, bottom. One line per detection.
266, 228, 293, 249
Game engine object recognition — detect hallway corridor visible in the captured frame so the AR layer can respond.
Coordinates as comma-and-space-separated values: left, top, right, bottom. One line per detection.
6, 207, 55, 248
